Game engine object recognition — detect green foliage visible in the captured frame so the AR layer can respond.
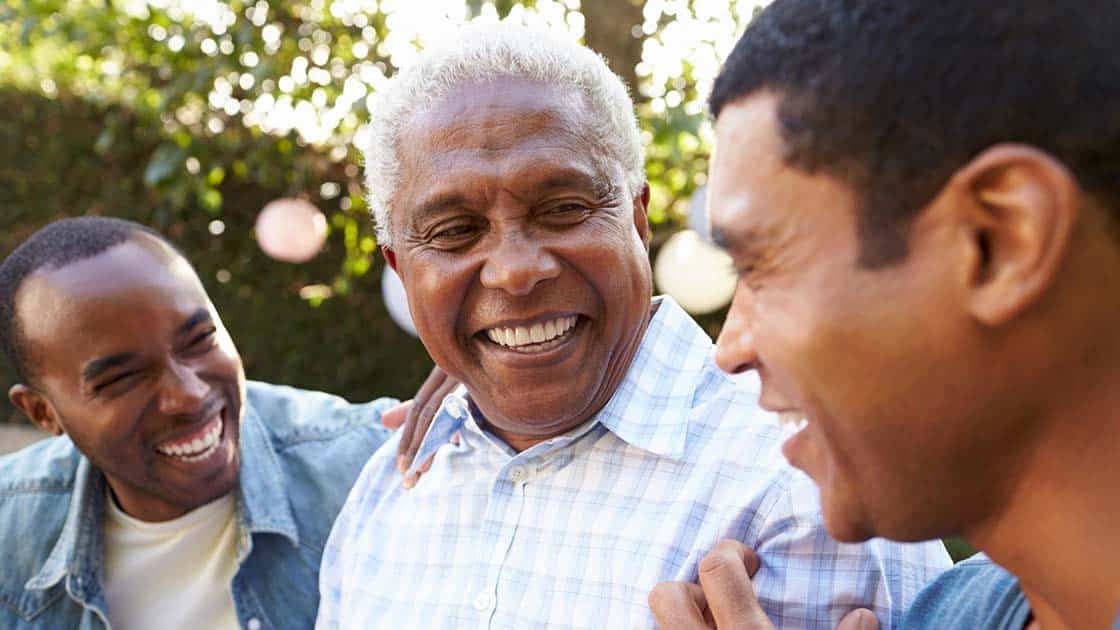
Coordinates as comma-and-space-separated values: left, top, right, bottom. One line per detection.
0, 88, 436, 421
0, 0, 733, 419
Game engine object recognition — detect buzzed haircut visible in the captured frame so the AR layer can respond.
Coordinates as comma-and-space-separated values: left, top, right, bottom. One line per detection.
0, 217, 182, 383
710, 0, 1120, 267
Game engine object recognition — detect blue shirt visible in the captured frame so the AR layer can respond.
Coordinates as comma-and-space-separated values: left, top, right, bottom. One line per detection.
901, 554, 1031, 629
318, 297, 951, 630
0, 381, 395, 630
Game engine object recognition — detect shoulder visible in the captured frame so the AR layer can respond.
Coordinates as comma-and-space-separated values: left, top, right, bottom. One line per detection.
245, 380, 396, 450
0, 435, 82, 497
0, 438, 79, 613
902, 554, 1030, 629
683, 365, 790, 470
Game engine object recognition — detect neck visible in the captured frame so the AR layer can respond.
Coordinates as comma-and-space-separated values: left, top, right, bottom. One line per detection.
964, 363, 1120, 629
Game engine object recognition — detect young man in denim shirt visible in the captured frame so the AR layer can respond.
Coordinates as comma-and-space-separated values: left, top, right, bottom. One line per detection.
0, 217, 443, 629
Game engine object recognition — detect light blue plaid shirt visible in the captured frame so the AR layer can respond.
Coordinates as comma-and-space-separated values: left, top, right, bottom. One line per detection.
318, 297, 950, 629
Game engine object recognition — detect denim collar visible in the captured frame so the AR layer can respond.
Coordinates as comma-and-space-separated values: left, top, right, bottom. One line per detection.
407, 295, 708, 474
24, 401, 299, 593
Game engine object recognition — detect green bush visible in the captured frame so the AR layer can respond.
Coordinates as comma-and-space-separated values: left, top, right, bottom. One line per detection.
0, 88, 436, 421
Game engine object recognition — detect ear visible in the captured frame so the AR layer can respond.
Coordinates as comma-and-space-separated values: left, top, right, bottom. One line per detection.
9, 384, 63, 436
951, 144, 1080, 326
632, 182, 651, 248
382, 246, 399, 273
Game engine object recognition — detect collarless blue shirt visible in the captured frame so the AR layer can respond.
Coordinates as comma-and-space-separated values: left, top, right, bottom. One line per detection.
0, 381, 394, 629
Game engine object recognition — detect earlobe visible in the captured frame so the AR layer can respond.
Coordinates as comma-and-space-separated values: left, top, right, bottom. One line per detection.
956, 144, 1080, 326
9, 384, 63, 436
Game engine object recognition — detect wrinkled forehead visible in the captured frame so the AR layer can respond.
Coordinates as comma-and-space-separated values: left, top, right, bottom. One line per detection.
402, 78, 594, 158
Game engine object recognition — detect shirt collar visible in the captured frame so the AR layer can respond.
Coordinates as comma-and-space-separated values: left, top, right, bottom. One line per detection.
591, 296, 709, 459
236, 401, 300, 547
406, 295, 710, 473
25, 456, 104, 592
25, 402, 299, 592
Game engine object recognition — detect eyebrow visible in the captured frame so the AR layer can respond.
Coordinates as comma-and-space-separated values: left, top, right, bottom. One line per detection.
710, 223, 773, 261
177, 309, 213, 336
82, 353, 136, 383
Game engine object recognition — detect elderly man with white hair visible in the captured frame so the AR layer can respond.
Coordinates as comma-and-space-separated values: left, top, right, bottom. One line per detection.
316, 25, 950, 629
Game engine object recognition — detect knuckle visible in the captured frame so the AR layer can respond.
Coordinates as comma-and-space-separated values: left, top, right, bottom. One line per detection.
698, 551, 734, 577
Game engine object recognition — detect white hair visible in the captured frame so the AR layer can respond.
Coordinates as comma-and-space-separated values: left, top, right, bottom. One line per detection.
358, 24, 646, 246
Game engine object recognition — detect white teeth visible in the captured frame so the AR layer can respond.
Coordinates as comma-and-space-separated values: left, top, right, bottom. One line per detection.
156, 417, 223, 459
485, 315, 578, 349
777, 411, 807, 430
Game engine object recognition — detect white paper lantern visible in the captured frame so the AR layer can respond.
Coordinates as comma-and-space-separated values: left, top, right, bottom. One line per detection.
654, 229, 737, 315
255, 198, 328, 263
381, 265, 418, 337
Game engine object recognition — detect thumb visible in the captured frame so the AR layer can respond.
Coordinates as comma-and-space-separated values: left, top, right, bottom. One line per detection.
836, 609, 879, 630
381, 399, 413, 430
697, 540, 772, 629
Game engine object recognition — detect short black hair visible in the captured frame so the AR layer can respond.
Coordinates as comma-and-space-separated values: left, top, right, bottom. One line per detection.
710, 0, 1120, 267
0, 217, 182, 383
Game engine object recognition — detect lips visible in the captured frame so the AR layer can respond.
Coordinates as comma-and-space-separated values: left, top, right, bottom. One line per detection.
154, 411, 224, 463
484, 315, 578, 348
481, 313, 582, 354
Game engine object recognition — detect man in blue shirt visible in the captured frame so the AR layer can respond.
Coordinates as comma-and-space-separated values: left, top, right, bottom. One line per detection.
649, 1, 1120, 629
0, 217, 444, 629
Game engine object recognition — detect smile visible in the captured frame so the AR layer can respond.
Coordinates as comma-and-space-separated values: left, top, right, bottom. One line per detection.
777, 410, 809, 432
155, 413, 223, 463
484, 315, 579, 352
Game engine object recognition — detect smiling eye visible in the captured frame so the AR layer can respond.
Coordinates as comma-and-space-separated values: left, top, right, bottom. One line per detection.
434, 224, 476, 239
95, 370, 140, 393
187, 328, 218, 351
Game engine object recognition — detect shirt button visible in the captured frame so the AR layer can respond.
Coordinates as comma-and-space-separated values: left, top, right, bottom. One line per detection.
247, 618, 262, 630
473, 592, 495, 611
508, 465, 529, 482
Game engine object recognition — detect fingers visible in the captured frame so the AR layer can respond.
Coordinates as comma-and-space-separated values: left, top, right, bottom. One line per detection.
382, 400, 412, 431
696, 540, 772, 630
402, 453, 434, 489
649, 581, 713, 630
836, 609, 879, 630
397, 366, 450, 471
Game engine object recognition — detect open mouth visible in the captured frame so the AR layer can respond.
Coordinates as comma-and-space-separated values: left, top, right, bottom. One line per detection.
482, 315, 581, 354
154, 410, 225, 463
776, 410, 809, 432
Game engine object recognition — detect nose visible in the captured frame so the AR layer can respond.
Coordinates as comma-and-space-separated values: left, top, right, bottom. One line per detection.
479, 230, 561, 296
715, 285, 758, 375
158, 361, 210, 417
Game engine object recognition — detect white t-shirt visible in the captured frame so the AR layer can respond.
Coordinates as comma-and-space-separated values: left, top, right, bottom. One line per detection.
103, 491, 240, 630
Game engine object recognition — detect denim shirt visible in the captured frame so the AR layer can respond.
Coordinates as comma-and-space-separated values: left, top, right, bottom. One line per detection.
901, 553, 1030, 629
0, 381, 395, 629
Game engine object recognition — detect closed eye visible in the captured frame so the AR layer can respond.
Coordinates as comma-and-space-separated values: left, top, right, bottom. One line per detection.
95, 370, 141, 393
186, 328, 218, 352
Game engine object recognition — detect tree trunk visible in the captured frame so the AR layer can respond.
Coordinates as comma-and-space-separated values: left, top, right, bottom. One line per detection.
580, 0, 645, 101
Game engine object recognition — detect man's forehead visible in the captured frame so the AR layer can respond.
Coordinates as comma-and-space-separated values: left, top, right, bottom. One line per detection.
16, 239, 209, 342
32, 237, 198, 298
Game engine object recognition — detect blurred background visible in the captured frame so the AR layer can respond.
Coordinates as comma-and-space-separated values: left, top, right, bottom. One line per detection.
0, 0, 978, 561
1, 0, 768, 423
